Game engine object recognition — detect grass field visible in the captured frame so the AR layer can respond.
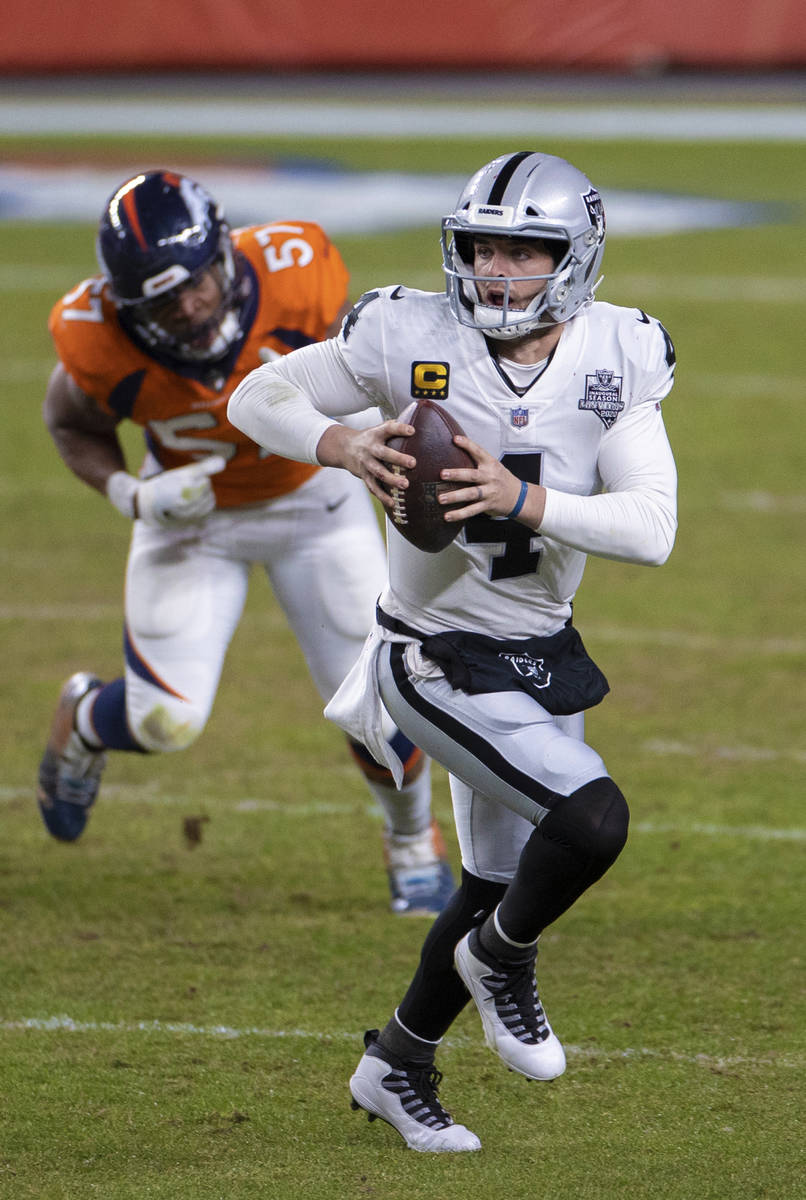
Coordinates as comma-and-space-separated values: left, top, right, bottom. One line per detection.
0, 109, 804, 1199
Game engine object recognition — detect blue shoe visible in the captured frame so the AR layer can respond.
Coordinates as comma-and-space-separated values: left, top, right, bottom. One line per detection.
37, 673, 106, 842
384, 820, 456, 916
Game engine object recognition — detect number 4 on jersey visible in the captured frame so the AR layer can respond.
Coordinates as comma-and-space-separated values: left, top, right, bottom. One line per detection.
465, 452, 544, 580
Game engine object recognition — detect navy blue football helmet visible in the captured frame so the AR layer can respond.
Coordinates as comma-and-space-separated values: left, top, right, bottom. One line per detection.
96, 170, 243, 362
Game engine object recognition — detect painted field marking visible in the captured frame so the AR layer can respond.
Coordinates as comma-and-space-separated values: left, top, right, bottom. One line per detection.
642, 738, 806, 765
632, 820, 806, 842
2, 785, 803, 842
2, 359, 53, 381
720, 491, 806, 514
584, 625, 806, 656
0, 604, 120, 619
615, 274, 806, 303
2, 1016, 800, 1070
2, 603, 803, 658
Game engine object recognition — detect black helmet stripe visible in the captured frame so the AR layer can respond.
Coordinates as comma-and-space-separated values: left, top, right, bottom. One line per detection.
487, 151, 534, 205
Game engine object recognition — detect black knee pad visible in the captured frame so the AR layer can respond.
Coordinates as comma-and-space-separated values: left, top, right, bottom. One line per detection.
540, 777, 629, 868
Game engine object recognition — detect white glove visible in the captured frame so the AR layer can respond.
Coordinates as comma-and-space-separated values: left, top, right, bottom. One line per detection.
106, 456, 226, 527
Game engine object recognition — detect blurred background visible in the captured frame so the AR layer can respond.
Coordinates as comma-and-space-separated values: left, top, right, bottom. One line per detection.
3, 0, 805, 76
2, 6, 805, 1199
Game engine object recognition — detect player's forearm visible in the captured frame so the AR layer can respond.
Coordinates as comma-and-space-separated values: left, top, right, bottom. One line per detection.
46, 422, 128, 496
314, 421, 362, 469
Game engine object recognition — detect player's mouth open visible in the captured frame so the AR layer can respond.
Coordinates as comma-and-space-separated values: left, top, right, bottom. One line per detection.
180, 320, 217, 347
483, 289, 506, 308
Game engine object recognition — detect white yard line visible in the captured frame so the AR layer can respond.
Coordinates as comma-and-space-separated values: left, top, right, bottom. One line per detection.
0, 604, 120, 619
614, 274, 806, 302
583, 626, 806, 655
632, 820, 806, 841
1, 1016, 799, 1069
719, 490, 806, 513
2, 785, 803, 840
1, 606, 803, 656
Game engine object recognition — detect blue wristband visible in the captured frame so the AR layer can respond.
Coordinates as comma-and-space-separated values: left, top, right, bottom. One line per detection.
506, 480, 529, 520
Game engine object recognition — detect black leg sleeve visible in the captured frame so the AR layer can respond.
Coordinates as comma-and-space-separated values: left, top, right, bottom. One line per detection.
397, 868, 507, 1041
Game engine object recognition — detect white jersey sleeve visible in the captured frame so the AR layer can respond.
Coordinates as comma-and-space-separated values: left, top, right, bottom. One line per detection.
227, 334, 380, 463
539, 307, 677, 565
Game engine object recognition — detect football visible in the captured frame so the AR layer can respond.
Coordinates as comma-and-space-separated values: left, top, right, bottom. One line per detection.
385, 399, 475, 553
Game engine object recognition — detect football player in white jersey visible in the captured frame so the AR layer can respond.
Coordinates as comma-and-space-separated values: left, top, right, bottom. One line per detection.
228, 150, 677, 1152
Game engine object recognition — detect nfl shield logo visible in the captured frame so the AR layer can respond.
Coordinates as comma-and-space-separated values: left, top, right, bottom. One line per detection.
510, 406, 529, 428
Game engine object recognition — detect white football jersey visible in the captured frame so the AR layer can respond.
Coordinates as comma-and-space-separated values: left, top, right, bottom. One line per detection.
228, 286, 677, 640
335, 287, 676, 638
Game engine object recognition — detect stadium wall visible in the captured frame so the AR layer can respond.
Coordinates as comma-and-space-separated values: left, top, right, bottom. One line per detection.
3, 0, 806, 73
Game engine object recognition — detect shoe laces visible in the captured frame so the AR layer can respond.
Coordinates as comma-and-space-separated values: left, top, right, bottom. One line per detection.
382, 1063, 453, 1130
482, 959, 550, 1045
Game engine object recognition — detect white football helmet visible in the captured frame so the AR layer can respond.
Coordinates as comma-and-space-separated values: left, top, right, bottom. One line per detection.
441, 151, 606, 339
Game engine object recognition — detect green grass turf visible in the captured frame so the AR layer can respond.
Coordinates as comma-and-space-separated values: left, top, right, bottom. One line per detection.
0, 129, 804, 1198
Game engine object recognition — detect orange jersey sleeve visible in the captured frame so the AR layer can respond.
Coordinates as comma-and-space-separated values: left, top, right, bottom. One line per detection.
48, 221, 351, 508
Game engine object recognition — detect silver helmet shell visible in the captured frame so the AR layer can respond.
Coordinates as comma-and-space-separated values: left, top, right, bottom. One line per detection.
441, 151, 606, 340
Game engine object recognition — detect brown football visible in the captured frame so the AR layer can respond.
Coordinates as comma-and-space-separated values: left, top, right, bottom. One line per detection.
385, 399, 474, 553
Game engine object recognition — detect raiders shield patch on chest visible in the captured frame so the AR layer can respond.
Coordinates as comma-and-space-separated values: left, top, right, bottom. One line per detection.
578, 369, 624, 428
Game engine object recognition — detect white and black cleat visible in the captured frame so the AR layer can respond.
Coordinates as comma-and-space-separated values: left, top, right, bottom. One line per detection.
349, 1030, 480, 1153
454, 929, 566, 1081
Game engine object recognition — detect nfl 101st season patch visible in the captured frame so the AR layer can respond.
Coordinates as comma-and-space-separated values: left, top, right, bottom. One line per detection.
578, 369, 624, 428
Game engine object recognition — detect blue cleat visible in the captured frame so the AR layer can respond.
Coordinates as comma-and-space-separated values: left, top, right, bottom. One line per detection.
384, 820, 456, 916
37, 672, 106, 842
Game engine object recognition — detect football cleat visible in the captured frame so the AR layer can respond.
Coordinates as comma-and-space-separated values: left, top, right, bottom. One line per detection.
454, 928, 566, 1081
37, 673, 107, 842
349, 1030, 481, 1153
384, 820, 456, 916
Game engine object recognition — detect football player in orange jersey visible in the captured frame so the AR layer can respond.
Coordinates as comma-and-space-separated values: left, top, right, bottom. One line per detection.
38, 169, 454, 916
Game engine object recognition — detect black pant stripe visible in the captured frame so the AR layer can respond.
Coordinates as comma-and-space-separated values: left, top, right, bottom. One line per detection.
388, 643, 554, 810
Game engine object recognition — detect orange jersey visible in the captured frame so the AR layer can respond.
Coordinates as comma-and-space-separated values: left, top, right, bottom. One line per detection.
49, 221, 350, 507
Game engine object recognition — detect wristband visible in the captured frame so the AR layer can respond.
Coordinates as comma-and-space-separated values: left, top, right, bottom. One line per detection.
506, 480, 529, 520
105, 471, 139, 519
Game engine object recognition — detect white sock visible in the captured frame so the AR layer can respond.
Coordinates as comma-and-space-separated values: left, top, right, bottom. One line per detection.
74, 688, 104, 749
368, 757, 433, 838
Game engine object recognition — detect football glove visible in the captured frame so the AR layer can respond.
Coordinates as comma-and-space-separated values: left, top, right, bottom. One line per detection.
106, 456, 226, 527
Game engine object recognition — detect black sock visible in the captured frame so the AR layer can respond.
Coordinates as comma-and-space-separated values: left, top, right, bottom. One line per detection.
394, 868, 507, 1041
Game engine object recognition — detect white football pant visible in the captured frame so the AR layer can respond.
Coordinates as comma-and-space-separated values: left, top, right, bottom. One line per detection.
123, 467, 386, 752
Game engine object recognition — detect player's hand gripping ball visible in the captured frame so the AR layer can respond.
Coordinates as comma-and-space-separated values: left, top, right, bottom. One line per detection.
385, 400, 475, 553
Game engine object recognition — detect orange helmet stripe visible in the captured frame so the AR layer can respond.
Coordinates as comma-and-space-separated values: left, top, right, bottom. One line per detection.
121, 188, 148, 251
